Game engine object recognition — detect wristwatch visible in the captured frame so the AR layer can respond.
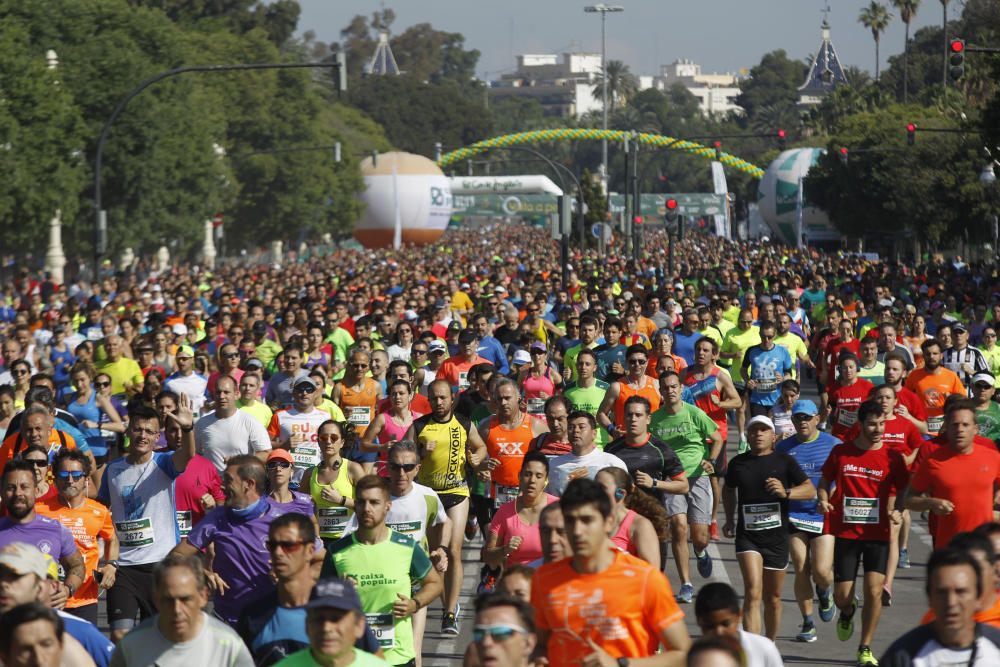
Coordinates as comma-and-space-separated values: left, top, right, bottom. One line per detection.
107, 560, 120, 570
617, 658, 630, 667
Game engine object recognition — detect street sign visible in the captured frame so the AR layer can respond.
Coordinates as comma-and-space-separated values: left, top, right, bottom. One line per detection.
607, 193, 727, 218
591, 223, 613, 242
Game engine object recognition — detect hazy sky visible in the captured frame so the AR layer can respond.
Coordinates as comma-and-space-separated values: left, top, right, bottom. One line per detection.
297, 0, 944, 79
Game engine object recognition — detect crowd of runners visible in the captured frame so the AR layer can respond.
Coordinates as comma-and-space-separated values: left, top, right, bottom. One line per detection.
1, 225, 1000, 666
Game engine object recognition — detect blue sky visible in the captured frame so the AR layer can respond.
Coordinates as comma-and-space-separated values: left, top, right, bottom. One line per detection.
297, 0, 945, 79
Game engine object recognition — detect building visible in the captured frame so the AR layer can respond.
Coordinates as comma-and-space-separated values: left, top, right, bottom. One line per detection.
488, 53, 602, 118
797, 19, 848, 107
650, 60, 743, 116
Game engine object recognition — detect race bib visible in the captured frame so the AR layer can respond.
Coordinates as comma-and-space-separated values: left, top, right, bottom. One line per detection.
527, 398, 546, 415
494, 484, 519, 509
742, 502, 782, 531
291, 443, 320, 468
318, 506, 349, 535
116, 518, 155, 548
366, 613, 396, 648
754, 380, 777, 393
348, 406, 372, 428
175, 511, 193, 538
928, 414, 944, 434
837, 408, 858, 427
458, 371, 471, 392
844, 497, 880, 524
789, 516, 824, 534
388, 520, 421, 536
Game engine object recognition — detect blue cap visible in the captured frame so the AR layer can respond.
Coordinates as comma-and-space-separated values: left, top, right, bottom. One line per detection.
791, 399, 818, 417
305, 577, 363, 612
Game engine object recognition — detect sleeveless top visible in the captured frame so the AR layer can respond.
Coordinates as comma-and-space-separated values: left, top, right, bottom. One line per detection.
49, 344, 74, 387
309, 462, 355, 540
522, 368, 556, 415
683, 366, 728, 441
418, 367, 437, 395
485, 414, 535, 499
67, 391, 101, 425
338, 377, 380, 432
613, 377, 662, 433
305, 350, 330, 369
413, 413, 472, 496
610, 510, 639, 555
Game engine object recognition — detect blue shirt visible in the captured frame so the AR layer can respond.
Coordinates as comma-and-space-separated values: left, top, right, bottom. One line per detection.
477, 336, 509, 375
745, 344, 793, 407
673, 330, 702, 367
59, 612, 114, 667
776, 431, 841, 532
594, 343, 627, 382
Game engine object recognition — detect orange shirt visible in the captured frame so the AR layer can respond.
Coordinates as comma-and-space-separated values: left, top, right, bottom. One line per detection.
337, 377, 381, 432
910, 443, 1000, 548
920, 593, 1000, 629
904, 367, 966, 435
36, 496, 114, 608
531, 548, 684, 667
0, 429, 78, 472
485, 415, 535, 494
438, 355, 490, 392
613, 378, 662, 434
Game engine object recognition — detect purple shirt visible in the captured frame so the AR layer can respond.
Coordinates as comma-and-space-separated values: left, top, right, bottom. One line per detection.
187, 498, 282, 626
269, 491, 315, 518
0, 514, 78, 561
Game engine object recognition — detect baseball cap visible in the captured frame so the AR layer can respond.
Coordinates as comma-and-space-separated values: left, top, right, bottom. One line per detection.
245, 358, 264, 370
267, 449, 294, 464
293, 376, 318, 392
176, 345, 195, 359
447, 321, 462, 332
952, 322, 968, 333
458, 329, 478, 345
172, 323, 188, 336
428, 340, 447, 354
305, 577, 363, 612
404, 309, 418, 322
529, 341, 547, 353
973, 373, 996, 387
433, 299, 448, 310
252, 321, 268, 335
512, 350, 531, 366
0, 543, 49, 580
746, 415, 775, 433
494, 285, 507, 294
791, 399, 819, 417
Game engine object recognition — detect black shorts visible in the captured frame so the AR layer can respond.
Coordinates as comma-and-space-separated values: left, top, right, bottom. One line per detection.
64, 603, 98, 625
713, 447, 729, 478
735, 532, 789, 571
107, 563, 156, 630
833, 537, 889, 582
437, 492, 469, 512
749, 403, 772, 418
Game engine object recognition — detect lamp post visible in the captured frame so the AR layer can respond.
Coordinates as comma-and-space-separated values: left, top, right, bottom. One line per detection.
982, 161, 998, 260
584, 4, 624, 198
43, 50, 67, 284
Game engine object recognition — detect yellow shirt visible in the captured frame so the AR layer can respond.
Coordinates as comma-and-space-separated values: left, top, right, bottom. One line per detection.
774, 332, 808, 380
237, 400, 273, 430
97, 357, 144, 395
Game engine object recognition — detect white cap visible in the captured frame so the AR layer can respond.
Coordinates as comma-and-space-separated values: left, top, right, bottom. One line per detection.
512, 350, 531, 365
973, 373, 996, 387
745, 415, 775, 434
172, 323, 188, 336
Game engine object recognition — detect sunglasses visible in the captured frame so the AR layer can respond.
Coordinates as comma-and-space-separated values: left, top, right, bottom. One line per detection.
472, 624, 527, 643
25, 459, 48, 468
267, 460, 292, 470
94, 381, 111, 388
265, 539, 307, 553
56, 470, 86, 480
12, 369, 28, 376
412, 349, 428, 355
223, 352, 240, 359
628, 358, 648, 365
388, 462, 418, 473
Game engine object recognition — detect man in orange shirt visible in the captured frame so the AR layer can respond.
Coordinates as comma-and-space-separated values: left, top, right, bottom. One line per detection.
530, 478, 691, 667
906, 399, 1000, 548
36, 449, 117, 625
904, 339, 966, 436
919, 531, 1000, 629
438, 329, 489, 393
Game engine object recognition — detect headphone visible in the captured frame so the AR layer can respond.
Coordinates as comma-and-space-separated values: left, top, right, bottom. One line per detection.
614, 487, 626, 501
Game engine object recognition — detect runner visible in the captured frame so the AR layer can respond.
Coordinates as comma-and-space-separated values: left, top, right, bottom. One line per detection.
266, 449, 316, 517
597, 344, 662, 438
301, 420, 366, 548
517, 342, 561, 417
694, 582, 785, 667
469, 593, 537, 667
545, 411, 627, 495
650, 371, 724, 603
904, 339, 965, 437
818, 400, 908, 667
322, 475, 443, 667
361, 380, 422, 470
593, 316, 627, 383
484, 451, 558, 572
881, 353, 928, 435
827, 353, 875, 442
971, 373, 1000, 442
562, 349, 610, 447
775, 399, 839, 643
163, 345, 208, 417
594, 466, 664, 566
562, 315, 600, 384
528, 396, 573, 457
720, 308, 761, 442
722, 415, 813, 640
266, 344, 309, 411
195, 375, 272, 471
742, 320, 793, 420
334, 350, 384, 472
437, 329, 489, 394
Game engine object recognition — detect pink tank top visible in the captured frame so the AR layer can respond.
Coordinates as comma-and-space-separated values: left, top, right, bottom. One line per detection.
522, 368, 555, 415
610, 510, 638, 555
374, 410, 419, 478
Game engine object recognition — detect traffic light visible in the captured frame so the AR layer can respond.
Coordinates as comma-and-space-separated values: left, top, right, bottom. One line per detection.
949, 39, 966, 81
777, 129, 787, 150
713, 141, 722, 162
664, 198, 681, 240
839, 147, 849, 166
907, 123, 916, 146
633, 215, 643, 226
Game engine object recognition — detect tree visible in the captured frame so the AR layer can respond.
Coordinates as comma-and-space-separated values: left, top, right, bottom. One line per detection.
734, 50, 807, 130
859, 2, 893, 83
593, 60, 637, 113
892, 0, 921, 102
580, 168, 607, 226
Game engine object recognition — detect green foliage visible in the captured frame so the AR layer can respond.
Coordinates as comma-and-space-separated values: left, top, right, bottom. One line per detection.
733, 50, 807, 133
580, 168, 607, 226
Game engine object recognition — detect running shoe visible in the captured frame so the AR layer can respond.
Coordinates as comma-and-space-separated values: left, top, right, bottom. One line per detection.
676, 582, 695, 604
881, 585, 892, 608
477, 566, 499, 594
737, 436, 749, 455
795, 622, 817, 643
857, 645, 879, 666
441, 611, 459, 636
465, 517, 478, 541
818, 587, 835, 623
710, 520, 720, 541
899, 548, 911, 569
837, 601, 856, 642
696, 550, 713, 578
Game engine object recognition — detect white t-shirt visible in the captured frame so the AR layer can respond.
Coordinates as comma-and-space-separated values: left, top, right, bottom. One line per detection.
546, 448, 628, 495
343, 481, 447, 548
268, 408, 334, 484
165, 372, 209, 416
110, 612, 254, 667
739, 629, 784, 667
194, 410, 272, 472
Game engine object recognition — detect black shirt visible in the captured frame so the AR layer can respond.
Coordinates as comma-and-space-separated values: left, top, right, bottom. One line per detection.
725, 450, 808, 544
606, 434, 686, 502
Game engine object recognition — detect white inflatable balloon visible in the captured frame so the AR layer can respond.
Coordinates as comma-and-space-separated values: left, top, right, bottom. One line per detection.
757, 148, 840, 246
355, 151, 453, 248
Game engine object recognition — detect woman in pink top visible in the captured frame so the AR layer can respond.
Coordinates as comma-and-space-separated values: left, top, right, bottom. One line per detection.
596, 467, 664, 566
518, 342, 562, 417
360, 379, 422, 475
484, 451, 558, 568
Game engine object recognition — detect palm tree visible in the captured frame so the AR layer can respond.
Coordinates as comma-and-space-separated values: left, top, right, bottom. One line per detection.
892, 0, 921, 102
859, 2, 893, 84
593, 60, 638, 113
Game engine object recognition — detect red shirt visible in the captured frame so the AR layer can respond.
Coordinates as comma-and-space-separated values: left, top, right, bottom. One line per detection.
828, 379, 875, 441
377, 393, 431, 415
910, 442, 1000, 548
821, 441, 909, 541
824, 337, 862, 386
894, 386, 928, 423
174, 454, 225, 537
845, 415, 924, 457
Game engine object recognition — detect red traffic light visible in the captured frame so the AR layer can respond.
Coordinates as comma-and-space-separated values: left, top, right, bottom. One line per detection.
713, 141, 722, 149
777, 129, 786, 139
665, 198, 678, 211
950, 39, 965, 53
907, 123, 916, 133
839, 147, 848, 155
633, 216, 643, 225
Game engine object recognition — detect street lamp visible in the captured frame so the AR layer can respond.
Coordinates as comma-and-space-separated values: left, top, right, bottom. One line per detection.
584, 3, 624, 198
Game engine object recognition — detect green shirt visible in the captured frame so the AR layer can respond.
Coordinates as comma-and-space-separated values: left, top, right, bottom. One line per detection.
237, 400, 273, 430
857, 361, 886, 387
563, 342, 597, 384
977, 402, 1000, 442
274, 648, 388, 667
721, 326, 761, 383
649, 403, 719, 478
322, 530, 433, 665
564, 380, 610, 447
325, 328, 356, 381
255, 339, 284, 370
774, 333, 808, 380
